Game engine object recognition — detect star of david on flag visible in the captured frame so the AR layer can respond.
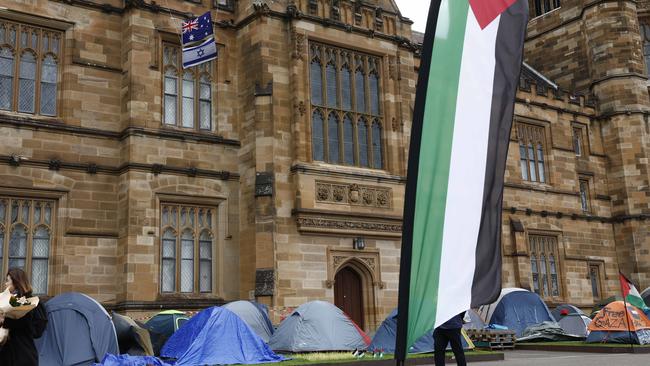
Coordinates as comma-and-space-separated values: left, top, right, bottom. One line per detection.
181, 11, 217, 69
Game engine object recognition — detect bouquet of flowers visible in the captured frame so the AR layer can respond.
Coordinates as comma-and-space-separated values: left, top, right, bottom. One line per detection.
0, 288, 39, 345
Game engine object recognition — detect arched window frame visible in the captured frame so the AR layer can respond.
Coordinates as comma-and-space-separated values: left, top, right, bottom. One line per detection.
0, 198, 54, 295
0, 20, 61, 116
162, 43, 215, 131
159, 203, 218, 295
308, 42, 385, 170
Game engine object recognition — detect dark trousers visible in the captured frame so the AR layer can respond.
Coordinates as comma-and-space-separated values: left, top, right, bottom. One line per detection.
433, 328, 467, 366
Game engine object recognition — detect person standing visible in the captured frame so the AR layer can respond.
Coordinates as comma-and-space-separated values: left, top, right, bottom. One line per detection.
0, 268, 39, 366
433, 312, 467, 366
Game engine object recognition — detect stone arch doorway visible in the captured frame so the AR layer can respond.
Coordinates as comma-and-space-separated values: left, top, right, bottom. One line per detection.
334, 266, 365, 328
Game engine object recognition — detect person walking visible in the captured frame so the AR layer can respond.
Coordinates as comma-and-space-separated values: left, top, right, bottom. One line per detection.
0, 268, 39, 366
433, 312, 467, 366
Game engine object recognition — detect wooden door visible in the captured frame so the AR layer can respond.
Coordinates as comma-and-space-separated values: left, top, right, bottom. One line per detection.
334, 266, 365, 329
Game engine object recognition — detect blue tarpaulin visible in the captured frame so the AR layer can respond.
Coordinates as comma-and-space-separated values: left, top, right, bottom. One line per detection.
95, 354, 172, 366
161, 307, 285, 365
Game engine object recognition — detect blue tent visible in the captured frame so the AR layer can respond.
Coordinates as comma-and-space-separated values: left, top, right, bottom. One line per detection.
368, 309, 472, 353
95, 354, 172, 366
223, 301, 274, 343
161, 306, 284, 365
35, 292, 119, 366
478, 288, 555, 337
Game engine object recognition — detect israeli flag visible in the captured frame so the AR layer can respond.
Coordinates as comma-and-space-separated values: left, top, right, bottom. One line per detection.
182, 37, 217, 69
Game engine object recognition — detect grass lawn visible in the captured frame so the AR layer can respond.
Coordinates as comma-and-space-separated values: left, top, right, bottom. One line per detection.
517, 341, 650, 348
270, 350, 498, 366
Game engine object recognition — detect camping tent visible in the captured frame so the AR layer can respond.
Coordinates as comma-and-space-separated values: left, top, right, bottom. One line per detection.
590, 296, 622, 318
558, 313, 591, 337
586, 301, 650, 344
112, 312, 155, 356
161, 306, 284, 365
368, 308, 474, 353
35, 292, 119, 366
462, 309, 486, 330
478, 288, 555, 337
223, 300, 274, 343
551, 304, 585, 320
269, 300, 370, 352
144, 310, 189, 355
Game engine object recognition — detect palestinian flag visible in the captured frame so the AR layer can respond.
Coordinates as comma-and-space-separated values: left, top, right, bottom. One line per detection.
395, 0, 528, 357
619, 272, 649, 311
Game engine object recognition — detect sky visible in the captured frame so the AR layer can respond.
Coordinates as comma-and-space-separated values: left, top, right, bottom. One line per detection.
395, 0, 428, 32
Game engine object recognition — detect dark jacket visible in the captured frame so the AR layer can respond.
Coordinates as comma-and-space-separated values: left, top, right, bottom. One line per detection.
438, 312, 465, 330
0, 311, 38, 366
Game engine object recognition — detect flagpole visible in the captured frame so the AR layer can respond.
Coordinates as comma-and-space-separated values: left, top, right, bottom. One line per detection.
622, 294, 635, 353
394, 1, 443, 365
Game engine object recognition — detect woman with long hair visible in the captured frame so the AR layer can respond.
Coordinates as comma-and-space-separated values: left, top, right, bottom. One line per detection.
0, 268, 38, 365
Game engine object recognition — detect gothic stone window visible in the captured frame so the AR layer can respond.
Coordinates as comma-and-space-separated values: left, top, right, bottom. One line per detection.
641, 24, 650, 77
160, 203, 216, 294
0, 19, 62, 116
529, 234, 561, 300
517, 123, 547, 183
589, 264, 602, 300
572, 127, 584, 157
162, 44, 214, 131
0, 198, 54, 295
531, 0, 560, 17
310, 43, 384, 169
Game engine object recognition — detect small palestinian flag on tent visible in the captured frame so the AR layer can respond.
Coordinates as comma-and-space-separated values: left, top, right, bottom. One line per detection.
619, 272, 650, 311
395, 0, 528, 359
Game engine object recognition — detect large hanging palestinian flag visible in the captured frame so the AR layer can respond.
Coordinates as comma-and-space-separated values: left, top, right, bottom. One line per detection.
395, 0, 529, 358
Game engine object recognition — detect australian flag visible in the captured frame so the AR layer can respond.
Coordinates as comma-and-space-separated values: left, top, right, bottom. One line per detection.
181, 11, 217, 69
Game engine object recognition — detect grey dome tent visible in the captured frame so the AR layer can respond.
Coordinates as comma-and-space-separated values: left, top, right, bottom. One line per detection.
551, 304, 584, 320
35, 292, 119, 366
558, 314, 591, 337
112, 311, 155, 356
223, 300, 274, 342
269, 301, 370, 352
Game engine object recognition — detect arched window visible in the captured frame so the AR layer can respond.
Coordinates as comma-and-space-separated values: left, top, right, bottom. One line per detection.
182, 71, 195, 128
40, 55, 57, 116
199, 75, 211, 130
343, 115, 354, 165
371, 121, 383, 169
9, 224, 27, 269
326, 62, 338, 107
369, 72, 380, 115
312, 110, 325, 161
161, 229, 176, 293
341, 65, 352, 111
0, 47, 14, 111
199, 231, 212, 293
355, 68, 366, 113
180, 230, 194, 293
310, 58, 323, 105
328, 112, 340, 164
18, 51, 36, 113
164, 68, 178, 125
31, 226, 50, 294
358, 118, 369, 168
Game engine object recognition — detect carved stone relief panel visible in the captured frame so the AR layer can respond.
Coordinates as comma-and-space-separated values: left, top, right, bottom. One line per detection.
316, 181, 392, 208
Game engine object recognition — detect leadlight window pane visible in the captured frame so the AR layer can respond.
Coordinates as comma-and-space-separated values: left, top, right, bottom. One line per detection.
341, 67, 352, 110
34, 204, 41, 224
550, 254, 559, 296
540, 253, 548, 296
0, 48, 13, 111
164, 70, 178, 125
326, 63, 338, 107
9, 27, 16, 47
40, 55, 57, 116
0, 200, 5, 222
369, 73, 380, 115
43, 34, 48, 52
573, 128, 582, 156
531, 253, 540, 295
328, 113, 340, 164
199, 76, 211, 130
18, 52, 36, 113
32, 226, 49, 295
22, 202, 30, 224
590, 266, 600, 298
0, 229, 3, 274
182, 72, 194, 128
11, 202, 18, 223
161, 229, 176, 293
537, 144, 545, 183
0, 26, 4, 43
310, 60, 323, 105
9, 225, 27, 270
180, 231, 194, 293
358, 119, 369, 167
372, 121, 382, 169
44, 205, 51, 225
343, 116, 354, 165
199, 232, 212, 293
355, 69, 365, 112
528, 143, 537, 182
312, 111, 325, 161
519, 143, 528, 181
580, 180, 589, 212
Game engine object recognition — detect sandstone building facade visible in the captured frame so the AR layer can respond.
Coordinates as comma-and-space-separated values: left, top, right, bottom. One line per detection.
0, 0, 647, 331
